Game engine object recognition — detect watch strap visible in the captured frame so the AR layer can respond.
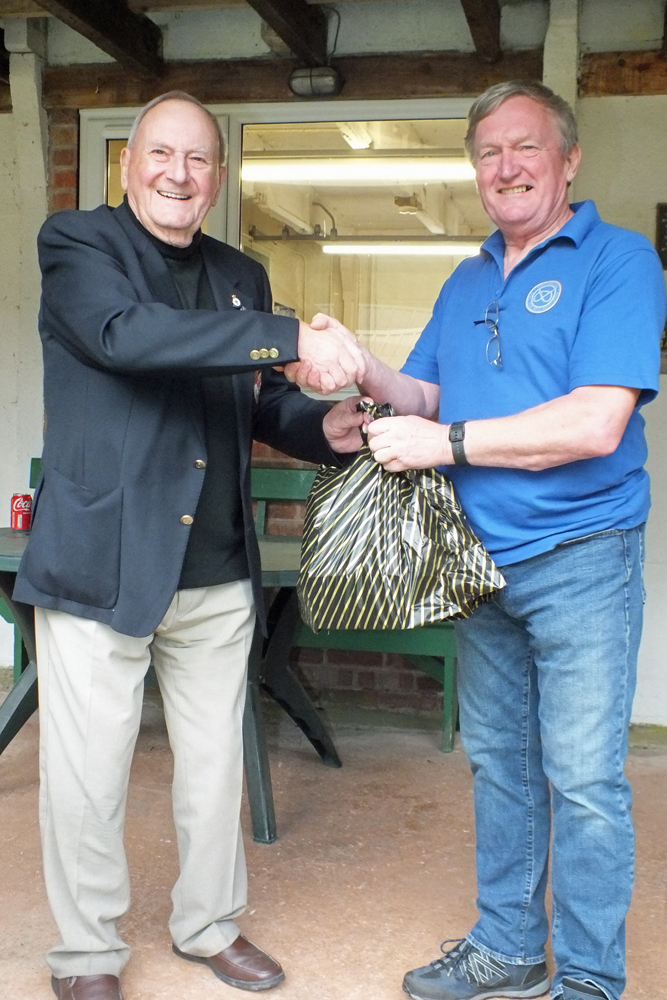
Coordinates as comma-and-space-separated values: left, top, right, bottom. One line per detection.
449, 421, 469, 467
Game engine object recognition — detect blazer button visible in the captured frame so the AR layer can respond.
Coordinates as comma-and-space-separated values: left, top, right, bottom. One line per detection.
250, 350, 261, 361
180, 515, 194, 525
259, 348, 269, 359
194, 459, 206, 469
269, 348, 280, 359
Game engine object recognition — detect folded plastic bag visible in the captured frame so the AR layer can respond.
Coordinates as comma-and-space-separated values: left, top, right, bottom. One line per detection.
298, 401, 505, 632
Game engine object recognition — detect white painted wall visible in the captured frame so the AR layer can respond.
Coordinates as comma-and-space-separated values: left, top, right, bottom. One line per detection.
0, 48, 47, 668
39, 0, 667, 67
0, 111, 26, 668
579, 0, 665, 52
43, 1, 549, 66
577, 95, 667, 724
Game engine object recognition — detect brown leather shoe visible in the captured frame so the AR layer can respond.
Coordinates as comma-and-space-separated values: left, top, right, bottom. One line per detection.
173, 935, 285, 991
51, 975, 124, 1000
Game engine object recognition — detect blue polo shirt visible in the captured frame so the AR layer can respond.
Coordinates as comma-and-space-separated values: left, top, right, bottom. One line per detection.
402, 200, 666, 566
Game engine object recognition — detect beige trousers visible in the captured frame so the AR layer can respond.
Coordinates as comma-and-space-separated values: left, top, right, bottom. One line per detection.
35, 580, 255, 979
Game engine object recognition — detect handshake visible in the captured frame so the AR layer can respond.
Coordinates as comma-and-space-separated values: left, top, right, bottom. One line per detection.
282, 313, 368, 395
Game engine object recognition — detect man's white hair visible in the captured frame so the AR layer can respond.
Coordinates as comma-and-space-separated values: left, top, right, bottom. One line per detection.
127, 90, 226, 165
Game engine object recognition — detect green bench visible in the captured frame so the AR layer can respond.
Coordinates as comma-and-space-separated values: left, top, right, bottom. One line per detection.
250, 465, 459, 754
0, 458, 42, 683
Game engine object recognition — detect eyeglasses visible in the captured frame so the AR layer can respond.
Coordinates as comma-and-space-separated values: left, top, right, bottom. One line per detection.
474, 300, 502, 368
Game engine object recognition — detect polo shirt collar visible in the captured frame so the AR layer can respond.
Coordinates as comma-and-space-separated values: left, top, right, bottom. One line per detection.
480, 199, 601, 270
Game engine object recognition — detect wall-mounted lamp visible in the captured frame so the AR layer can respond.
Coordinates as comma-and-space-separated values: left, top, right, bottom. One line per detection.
289, 66, 343, 98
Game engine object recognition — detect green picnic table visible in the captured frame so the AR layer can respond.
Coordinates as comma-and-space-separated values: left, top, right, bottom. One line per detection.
0, 527, 457, 844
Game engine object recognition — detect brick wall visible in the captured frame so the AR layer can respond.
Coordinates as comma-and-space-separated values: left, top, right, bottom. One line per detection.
292, 647, 443, 714
44, 116, 443, 718
47, 109, 79, 215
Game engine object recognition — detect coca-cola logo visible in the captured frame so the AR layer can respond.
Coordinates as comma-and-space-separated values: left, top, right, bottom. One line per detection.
12, 496, 32, 512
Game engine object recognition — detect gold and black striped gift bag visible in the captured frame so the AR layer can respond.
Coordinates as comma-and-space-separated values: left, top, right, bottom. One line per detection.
297, 435, 505, 633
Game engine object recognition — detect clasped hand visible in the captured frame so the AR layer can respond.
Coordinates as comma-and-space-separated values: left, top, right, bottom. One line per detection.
281, 314, 366, 395
366, 415, 449, 472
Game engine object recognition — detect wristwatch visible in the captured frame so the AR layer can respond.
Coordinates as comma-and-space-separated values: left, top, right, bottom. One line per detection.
449, 422, 469, 467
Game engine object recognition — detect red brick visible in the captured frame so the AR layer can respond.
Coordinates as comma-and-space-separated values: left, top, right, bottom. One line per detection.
266, 502, 304, 520
294, 647, 324, 665
49, 108, 78, 126
50, 191, 76, 212
51, 124, 78, 148
325, 649, 382, 667
266, 521, 303, 537
398, 671, 415, 691
382, 669, 406, 692
53, 170, 77, 190
384, 653, 416, 670
357, 670, 375, 689
52, 147, 77, 168
416, 673, 442, 692
336, 668, 354, 687
301, 664, 337, 688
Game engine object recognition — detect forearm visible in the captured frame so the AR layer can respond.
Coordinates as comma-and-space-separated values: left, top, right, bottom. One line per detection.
368, 386, 640, 473
357, 348, 437, 418
462, 387, 638, 470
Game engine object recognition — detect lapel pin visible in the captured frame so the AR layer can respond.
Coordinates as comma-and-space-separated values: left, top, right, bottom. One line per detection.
232, 294, 245, 310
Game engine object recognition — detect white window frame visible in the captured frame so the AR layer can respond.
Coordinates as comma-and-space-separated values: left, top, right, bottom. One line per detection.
79, 97, 475, 246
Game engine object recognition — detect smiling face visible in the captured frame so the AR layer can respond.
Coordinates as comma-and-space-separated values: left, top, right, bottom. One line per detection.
472, 95, 581, 246
120, 99, 225, 247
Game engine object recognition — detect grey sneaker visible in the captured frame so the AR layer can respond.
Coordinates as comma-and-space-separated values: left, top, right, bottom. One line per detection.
402, 939, 550, 1000
561, 978, 608, 1000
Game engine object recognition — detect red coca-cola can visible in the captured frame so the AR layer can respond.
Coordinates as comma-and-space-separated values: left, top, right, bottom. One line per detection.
10, 493, 32, 530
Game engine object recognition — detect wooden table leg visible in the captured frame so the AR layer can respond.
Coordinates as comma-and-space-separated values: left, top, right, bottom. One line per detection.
243, 623, 278, 845
0, 572, 37, 755
262, 588, 341, 769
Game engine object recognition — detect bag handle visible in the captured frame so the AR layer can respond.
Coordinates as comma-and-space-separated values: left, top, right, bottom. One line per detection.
356, 400, 396, 445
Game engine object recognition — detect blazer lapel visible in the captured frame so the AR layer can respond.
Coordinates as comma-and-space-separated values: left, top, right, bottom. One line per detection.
112, 201, 182, 310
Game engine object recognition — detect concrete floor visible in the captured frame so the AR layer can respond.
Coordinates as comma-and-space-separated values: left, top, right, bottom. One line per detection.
0, 696, 665, 1000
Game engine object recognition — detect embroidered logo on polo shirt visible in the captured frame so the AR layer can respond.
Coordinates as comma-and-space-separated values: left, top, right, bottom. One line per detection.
525, 281, 562, 314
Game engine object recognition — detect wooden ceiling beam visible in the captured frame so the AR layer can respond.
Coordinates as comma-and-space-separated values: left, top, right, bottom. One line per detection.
0, 0, 379, 13
41, 49, 543, 109
243, 0, 328, 65
460, 0, 501, 64
0, 30, 10, 85
580, 49, 667, 96
31, 0, 164, 78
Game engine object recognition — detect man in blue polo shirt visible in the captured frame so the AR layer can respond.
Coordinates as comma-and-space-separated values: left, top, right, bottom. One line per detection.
286, 81, 665, 1000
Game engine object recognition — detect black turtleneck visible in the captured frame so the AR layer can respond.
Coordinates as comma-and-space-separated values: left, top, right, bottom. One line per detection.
124, 200, 249, 590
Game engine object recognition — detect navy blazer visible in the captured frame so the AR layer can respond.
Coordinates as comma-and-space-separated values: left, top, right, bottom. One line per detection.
14, 202, 337, 636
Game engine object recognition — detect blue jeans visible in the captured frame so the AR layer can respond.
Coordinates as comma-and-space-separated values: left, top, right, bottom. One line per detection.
454, 525, 645, 1000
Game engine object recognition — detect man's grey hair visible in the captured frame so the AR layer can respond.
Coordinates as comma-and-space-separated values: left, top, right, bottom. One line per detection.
465, 80, 578, 161
127, 90, 226, 165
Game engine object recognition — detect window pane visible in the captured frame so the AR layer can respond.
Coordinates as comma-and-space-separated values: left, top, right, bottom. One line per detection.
240, 119, 485, 369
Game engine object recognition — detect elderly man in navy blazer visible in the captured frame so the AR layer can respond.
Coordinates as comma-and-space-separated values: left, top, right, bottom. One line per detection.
14, 91, 367, 1000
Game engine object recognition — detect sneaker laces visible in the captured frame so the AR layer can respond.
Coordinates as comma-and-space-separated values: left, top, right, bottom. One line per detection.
429, 939, 468, 977
431, 940, 504, 985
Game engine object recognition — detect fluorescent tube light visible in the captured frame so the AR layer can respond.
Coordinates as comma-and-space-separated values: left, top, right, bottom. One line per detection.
242, 157, 475, 185
321, 244, 481, 256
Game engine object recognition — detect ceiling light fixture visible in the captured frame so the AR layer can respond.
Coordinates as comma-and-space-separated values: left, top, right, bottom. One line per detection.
321, 244, 481, 256
241, 157, 475, 185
